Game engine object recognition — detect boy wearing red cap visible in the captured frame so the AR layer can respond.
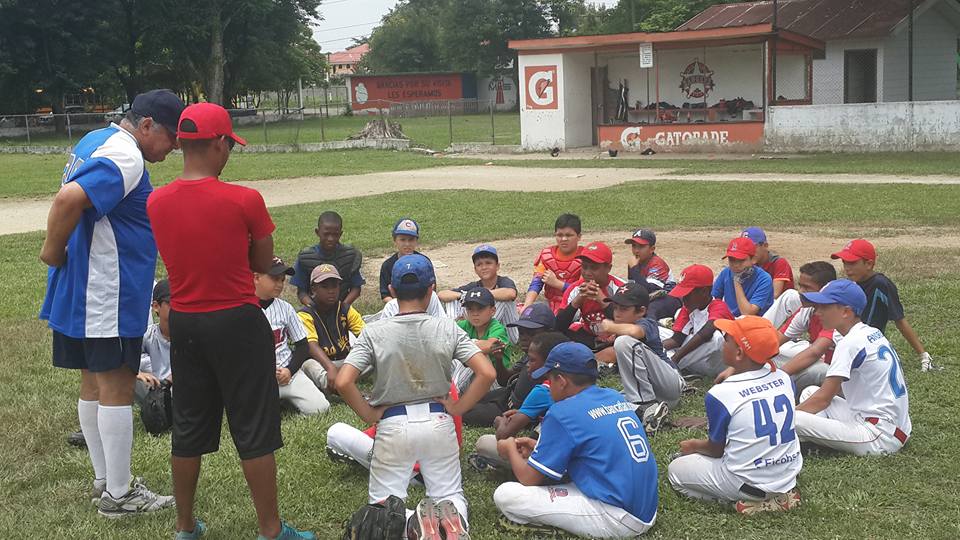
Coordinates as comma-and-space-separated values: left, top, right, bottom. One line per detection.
555, 241, 627, 347
148, 103, 313, 540
662, 265, 734, 378
713, 237, 774, 317
520, 214, 584, 314
668, 316, 802, 514
832, 239, 936, 371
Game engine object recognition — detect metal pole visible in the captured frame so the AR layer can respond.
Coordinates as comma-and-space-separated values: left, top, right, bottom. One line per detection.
24, 115, 30, 144
66, 113, 72, 145
262, 110, 267, 144
448, 100, 453, 147
771, 0, 778, 103
320, 107, 325, 142
490, 99, 495, 144
908, 0, 914, 101
298, 77, 304, 118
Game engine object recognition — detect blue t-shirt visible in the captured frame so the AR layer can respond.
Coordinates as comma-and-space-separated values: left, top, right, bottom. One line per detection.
712, 266, 774, 317
40, 124, 156, 338
528, 385, 658, 524
517, 383, 553, 421
634, 317, 671, 365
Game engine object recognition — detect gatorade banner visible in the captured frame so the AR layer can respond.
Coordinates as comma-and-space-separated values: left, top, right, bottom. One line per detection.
598, 123, 764, 151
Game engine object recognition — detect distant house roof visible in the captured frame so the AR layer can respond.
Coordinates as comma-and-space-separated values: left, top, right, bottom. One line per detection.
329, 43, 369, 65
678, 0, 926, 41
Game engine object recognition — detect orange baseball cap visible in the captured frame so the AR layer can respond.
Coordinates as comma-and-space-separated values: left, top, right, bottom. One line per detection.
831, 239, 876, 262
714, 316, 779, 370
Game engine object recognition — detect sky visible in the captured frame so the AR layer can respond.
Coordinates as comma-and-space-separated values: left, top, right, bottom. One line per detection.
312, 0, 621, 53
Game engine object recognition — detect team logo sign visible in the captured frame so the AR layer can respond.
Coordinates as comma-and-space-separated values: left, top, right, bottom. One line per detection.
620, 126, 643, 148
354, 82, 369, 104
524, 65, 558, 110
679, 58, 715, 99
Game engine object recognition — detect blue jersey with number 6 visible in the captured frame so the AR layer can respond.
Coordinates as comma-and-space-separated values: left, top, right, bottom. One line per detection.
829, 322, 911, 436
528, 386, 658, 524
705, 366, 802, 494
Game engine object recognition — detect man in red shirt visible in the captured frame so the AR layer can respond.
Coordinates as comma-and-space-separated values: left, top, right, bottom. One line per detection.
555, 241, 626, 348
742, 227, 795, 298
147, 103, 313, 540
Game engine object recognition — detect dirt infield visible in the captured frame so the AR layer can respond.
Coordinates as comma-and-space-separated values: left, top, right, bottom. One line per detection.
3, 166, 960, 235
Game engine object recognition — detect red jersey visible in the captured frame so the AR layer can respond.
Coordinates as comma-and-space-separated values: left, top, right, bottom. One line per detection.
532, 245, 583, 312
560, 274, 627, 335
147, 177, 275, 313
627, 254, 674, 287
762, 254, 795, 291
673, 299, 734, 335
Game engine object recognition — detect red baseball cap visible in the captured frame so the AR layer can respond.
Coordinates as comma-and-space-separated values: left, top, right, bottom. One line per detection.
577, 241, 613, 264
724, 237, 756, 260
669, 264, 714, 298
714, 316, 779, 370
177, 102, 247, 146
831, 239, 876, 262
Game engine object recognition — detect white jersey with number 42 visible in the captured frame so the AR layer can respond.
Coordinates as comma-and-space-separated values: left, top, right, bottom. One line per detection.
829, 322, 911, 436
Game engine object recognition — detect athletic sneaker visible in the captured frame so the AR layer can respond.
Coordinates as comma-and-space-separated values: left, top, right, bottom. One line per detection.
466, 452, 500, 473
640, 402, 670, 435
256, 522, 315, 540
406, 498, 442, 540
67, 430, 86, 448
735, 489, 801, 515
175, 518, 207, 539
497, 515, 562, 538
325, 446, 356, 465
90, 479, 106, 505
680, 378, 699, 395
97, 479, 175, 518
436, 500, 469, 540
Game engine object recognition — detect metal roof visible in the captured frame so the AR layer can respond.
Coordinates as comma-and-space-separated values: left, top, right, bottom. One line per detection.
678, 0, 922, 40
328, 43, 370, 65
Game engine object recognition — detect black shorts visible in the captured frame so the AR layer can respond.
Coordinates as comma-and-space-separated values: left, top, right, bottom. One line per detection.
52, 332, 142, 373
169, 303, 282, 460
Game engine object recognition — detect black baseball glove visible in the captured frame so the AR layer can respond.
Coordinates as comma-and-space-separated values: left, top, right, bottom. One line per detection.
342, 494, 407, 540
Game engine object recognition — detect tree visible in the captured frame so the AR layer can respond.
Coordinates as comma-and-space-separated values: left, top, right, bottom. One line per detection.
357, 0, 449, 74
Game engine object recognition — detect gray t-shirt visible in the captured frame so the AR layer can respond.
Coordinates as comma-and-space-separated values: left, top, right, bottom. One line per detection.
345, 313, 481, 407
140, 323, 171, 380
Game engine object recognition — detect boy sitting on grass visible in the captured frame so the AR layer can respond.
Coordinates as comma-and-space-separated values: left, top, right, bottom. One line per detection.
379, 217, 422, 303
555, 241, 627, 347
297, 264, 362, 393
438, 244, 520, 340
663, 265, 735, 379
520, 213, 584, 314
624, 228, 681, 321
452, 287, 515, 393
713, 236, 774, 317
291, 210, 364, 307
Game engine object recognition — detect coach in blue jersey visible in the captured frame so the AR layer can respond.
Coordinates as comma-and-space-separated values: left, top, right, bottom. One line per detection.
494, 342, 658, 538
40, 89, 183, 517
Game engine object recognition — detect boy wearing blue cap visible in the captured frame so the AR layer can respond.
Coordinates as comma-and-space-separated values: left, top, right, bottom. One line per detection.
438, 244, 520, 341
378, 217, 423, 303
494, 341, 658, 538
335, 254, 495, 538
794, 280, 912, 455
742, 227, 795, 299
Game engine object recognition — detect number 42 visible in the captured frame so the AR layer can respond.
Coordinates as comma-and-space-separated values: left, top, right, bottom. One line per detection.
753, 395, 796, 446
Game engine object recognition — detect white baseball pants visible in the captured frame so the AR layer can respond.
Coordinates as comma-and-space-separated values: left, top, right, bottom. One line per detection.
494, 482, 654, 538
763, 289, 802, 329
772, 340, 829, 396
667, 454, 765, 503
795, 386, 903, 455
614, 335, 683, 407
327, 422, 374, 468
278, 369, 329, 415
475, 434, 509, 467
665, 330, 725, 378
369, 404, 469, 523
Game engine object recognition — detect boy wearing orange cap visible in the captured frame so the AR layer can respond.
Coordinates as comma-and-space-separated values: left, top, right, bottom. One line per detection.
668, 316, 802, 514
832, 239, 936, 371
662, 265, 735, 378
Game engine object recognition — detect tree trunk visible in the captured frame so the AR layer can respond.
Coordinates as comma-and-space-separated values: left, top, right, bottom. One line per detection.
205, 8, 226, 104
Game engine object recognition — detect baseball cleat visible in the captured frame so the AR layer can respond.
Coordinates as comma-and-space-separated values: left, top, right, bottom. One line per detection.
67, 430, 86, 448
407, 497, 442, 540
497, 515, 562, 537
641, 402, 670, 435
97, 478, 175, 518
436, 499, 469, 540
466, 452, 500, 473
325, 446, 357, 465
735, 488, 801, 515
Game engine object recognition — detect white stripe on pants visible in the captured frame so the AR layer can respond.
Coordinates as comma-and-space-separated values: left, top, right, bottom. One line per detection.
614, 335, 683, 407
369, 404, 469, 523
668, 454, 764, 503
494, 482, 653, 538
794, 386, 903, 456
278, 369, 330, 415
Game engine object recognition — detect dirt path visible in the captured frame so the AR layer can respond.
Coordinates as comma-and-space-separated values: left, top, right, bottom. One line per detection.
3, 166, 959, 235
399, 227, 960, 293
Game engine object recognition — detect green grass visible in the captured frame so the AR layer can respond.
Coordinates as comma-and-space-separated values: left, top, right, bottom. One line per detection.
1, 182, 959, 538
0, 113, 521, 151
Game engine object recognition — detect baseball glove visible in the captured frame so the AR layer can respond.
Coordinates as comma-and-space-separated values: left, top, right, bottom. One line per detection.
140, 382, 172, 436
342, 494, 407, 540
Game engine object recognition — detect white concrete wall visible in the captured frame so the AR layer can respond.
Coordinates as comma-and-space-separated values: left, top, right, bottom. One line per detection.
562, 52, 595, 148
518, 53, 566, 150
812, 37, 886, 104
477, 75, 519, 112
765, 100, 960, 151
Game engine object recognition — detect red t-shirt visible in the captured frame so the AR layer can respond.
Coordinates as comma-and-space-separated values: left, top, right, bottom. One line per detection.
147, 177, 275, 313
561, 275, 627, 334
673, 299, 734, 334
763, 255, 795, 291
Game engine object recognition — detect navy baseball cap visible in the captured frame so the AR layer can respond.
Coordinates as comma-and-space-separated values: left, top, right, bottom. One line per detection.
741, 227, 767, 245
267, 256, 295, 277
472, 244, 498, 261
800, 279, 867, 314
532, 341, 598, 379
152, 280, 171, 303
461, 287, 495, 307
508, 303, 556, 330
625, 229, 657, 246
130, 89, 185, 135
393, 218, 420, 238
604, 282, 650, 307
391, 253, 435, 291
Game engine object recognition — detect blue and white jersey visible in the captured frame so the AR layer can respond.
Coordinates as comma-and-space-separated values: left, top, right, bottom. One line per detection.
705, 366, 802, 493
829, 322, 911, 436
528, 385, 658, 524
40, 124, 156, 338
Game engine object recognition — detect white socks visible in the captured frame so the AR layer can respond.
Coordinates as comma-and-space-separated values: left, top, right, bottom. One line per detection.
98, 405, 133, 498
78, 399, 106, 482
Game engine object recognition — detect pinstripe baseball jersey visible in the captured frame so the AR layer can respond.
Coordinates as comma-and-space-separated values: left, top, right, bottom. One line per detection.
261, 298, 307, 368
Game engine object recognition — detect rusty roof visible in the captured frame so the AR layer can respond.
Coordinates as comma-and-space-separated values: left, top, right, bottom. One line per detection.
328, 43, 369, 65
678, 0, 920, 40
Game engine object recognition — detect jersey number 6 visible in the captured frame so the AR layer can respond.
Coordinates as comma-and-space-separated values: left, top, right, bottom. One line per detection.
617, 417, 650, 463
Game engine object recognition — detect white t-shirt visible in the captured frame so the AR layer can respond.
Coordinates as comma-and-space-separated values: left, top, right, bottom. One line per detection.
140, 323, 171, 380
262, 298, 308, 369
829, 322, 911, 435
380, 291, 446, 319
705, 366, 802, 493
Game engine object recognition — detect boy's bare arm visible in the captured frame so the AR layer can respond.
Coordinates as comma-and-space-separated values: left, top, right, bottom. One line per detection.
441, 352, 495, 415
894, 318, 926, 356
796, 376, 842, 414
491, 287, 518, 302
334, 364, 384, 424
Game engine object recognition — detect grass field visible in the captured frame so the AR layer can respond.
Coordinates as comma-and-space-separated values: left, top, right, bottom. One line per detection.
1, 177, 958, 539
0, 113, 521, 151
2, 150, 959, 200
